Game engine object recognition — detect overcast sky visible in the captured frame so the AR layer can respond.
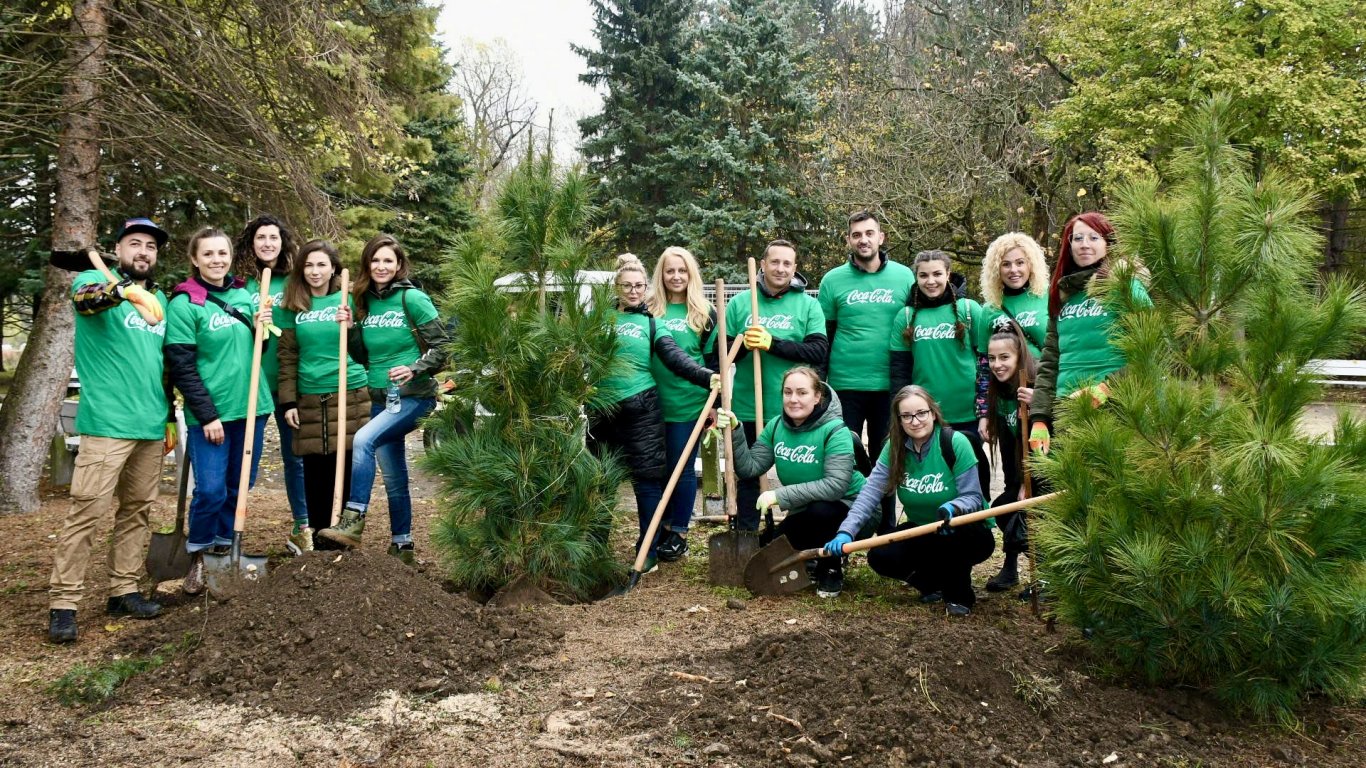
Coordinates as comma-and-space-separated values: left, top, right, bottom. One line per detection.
436, 1, 602, 157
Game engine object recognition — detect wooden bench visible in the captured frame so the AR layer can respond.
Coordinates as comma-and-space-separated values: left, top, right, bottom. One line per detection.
1305, 359, 1366, 387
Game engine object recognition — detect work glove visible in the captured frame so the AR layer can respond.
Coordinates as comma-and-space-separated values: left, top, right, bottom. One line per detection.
163, 422, 177, 456
1028, 423, 1051, 455
1069, 382, 1111, 407
937, 503, 955, 535
709, 373, 722, 393
824, 532, 852, 557
117, 280, 164, 324
743, 324, 772, 352
756, 489, 779, 512
714, 409, 739, 431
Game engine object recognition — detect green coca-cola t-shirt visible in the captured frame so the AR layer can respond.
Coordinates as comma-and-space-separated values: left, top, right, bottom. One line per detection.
996, 396, 1020, 440
278, 291, 367, 396
246, 272, 287, 393
71, 269, 169, 440
725, 288, 826, 422
889, 298, 987, 424
984, 289, 1048, 360
601, 308, 656, 405
818, 259, 914, 391
882, 427, 979, 525
757, 415, 866, 504
650, 302, 715, 423
1055, 278, 1151, 397
358, 287, 439, 390
165, 282, 274, 425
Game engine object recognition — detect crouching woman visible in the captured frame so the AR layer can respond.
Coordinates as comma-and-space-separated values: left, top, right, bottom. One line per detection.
825, 385, 992, 616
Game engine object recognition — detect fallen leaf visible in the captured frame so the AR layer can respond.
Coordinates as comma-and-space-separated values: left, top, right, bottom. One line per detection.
104, 623, 123, 633
784, 619, 797, 625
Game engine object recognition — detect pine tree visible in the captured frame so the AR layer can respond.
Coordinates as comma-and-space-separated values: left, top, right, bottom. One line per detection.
576, 0, 699, 257
1034, 97, 1366, 722
421, 153, 627, 600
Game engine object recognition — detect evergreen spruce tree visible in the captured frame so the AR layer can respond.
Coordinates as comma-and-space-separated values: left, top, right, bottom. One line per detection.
1034, 97, 1366, 722
422, 152, 627, 601
658, 0, 822, 262
576, 0, 698, 256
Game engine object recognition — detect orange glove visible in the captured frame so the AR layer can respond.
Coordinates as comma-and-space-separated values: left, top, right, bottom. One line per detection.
1069, 382, 1111, 407
163, 422, 178, 456
1028, 423, 1051, 455
119, 282, 164, 325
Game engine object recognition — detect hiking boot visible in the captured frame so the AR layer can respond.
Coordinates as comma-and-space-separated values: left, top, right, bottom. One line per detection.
318, 508, 365, 548
815, 563, 843, 599
945, 602, 972, 617
918, 590, 943, 604
208, 544, 231, 556
182, 554, 206, 595
48, 609, 77, 644
107, 592, 162, 619
985, 563, 1019, 592
286, 525, 314, 556
643, 554, 659, 574
656, 530, 689, 562
388, 542, 416, 566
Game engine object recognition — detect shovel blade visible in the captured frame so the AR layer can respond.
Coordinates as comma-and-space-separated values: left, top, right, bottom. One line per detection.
203, 537, 268, 600
743, 535, 813, 597
707, 529, 759, 587
145, 530, 192, 585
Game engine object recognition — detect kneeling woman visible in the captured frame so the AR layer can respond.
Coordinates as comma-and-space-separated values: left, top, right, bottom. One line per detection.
276, 240, 371, 550
826, 385, 992, 615
718, 367, 865, 598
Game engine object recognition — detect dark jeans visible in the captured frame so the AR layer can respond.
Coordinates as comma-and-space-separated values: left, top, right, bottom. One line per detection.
735, 420, 762, 531
663, 421, 700, 532
949, 420, 991, 504
186, 418, 265, 553
837, 389, 895, 533
774, 499, 849, 574
867, 520, 995, 607
992, 474, 1051, 556
632, 477, 666, 557
303, 451, 352, 547
271, 400, 309, 525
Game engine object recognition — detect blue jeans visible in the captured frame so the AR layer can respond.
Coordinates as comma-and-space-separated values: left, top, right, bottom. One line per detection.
633, 477, 665, 557
271, 400, 308, 524
348, 396, 435, 544
186, 418, 266, 553
663, 421, 700, 532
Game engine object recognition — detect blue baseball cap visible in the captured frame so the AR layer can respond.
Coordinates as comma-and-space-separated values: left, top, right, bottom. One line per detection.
114, 217, 169, 248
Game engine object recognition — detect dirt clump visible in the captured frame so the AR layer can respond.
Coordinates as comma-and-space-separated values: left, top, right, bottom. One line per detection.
124, 550, 561, 717
619, 613, 1358, 767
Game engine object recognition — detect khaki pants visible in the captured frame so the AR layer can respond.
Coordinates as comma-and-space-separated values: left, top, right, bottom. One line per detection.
49, 436, 163, 610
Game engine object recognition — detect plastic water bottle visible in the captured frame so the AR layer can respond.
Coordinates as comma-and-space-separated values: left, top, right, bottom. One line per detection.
385, 382, 401, 414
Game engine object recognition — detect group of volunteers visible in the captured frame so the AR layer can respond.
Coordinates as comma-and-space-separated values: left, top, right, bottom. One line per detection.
593, 209, 1149, 616
47, 216, 446, 644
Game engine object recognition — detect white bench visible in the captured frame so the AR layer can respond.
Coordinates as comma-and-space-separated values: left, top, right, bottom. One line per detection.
1306, 359, 1366, 387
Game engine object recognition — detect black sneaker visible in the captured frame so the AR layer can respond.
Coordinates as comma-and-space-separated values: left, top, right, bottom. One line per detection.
815, 564, 843, 599
945, 602, 972, 617
656, 530, 689, 562
107, 593, 162, 619
918, 590, 943, 604
48, 609, 77, 644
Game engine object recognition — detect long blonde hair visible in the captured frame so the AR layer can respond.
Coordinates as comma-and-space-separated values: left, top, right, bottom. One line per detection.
980, 232, 1048, 308
647, 246, 711, 333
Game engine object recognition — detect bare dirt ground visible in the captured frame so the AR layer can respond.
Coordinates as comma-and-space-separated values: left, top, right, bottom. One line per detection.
0, 403, 1361, 767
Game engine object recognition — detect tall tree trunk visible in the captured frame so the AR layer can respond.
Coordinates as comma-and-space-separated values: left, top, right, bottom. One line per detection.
1320, 196, 1349, 274
0, 0, 107, 514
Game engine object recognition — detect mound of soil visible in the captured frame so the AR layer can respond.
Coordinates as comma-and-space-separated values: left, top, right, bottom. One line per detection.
624, 614, 1357, 767
126, 550, 563, 717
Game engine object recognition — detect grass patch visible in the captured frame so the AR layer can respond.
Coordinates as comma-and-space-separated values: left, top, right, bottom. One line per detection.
49, 633, 197, 706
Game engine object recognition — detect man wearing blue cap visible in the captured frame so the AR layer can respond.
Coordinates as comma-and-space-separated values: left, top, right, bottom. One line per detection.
48, 217, 174, 644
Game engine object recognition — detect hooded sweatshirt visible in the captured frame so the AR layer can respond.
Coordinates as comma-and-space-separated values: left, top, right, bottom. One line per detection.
725, 272, 828, 422
818, 252, 915, 392
729, 384, 866, 514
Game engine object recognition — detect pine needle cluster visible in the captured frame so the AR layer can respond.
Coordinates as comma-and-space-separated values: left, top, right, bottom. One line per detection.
421, 156, 627, 600
1034, 97, 1366, 722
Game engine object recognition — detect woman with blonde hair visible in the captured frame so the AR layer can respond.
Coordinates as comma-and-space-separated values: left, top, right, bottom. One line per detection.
980, 232, 1049, 359
646, 246, 719, 561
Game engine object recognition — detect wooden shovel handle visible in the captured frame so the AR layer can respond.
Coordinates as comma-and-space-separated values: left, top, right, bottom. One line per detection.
746, 257, 775, 509
234, 268, 271, 534
332, 268, 350, 527
716, 280, 738, 523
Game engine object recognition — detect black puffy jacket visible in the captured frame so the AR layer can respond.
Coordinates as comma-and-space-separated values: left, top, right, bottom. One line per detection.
587, 387, 666, 482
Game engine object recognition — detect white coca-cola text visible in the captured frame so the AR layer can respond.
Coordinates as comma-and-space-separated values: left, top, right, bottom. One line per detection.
745, 313, 796, 331
296, 305, 340, 324
901, 472, 947, 494
617, 322, 646, 340
773, 441, 818, 464
845, 288, 894, 305
1058, 298, 1107, 321
361, 310, 406, 329
913, 322, 958, 341
207, 313, 240, 332
123, 311, 166, 337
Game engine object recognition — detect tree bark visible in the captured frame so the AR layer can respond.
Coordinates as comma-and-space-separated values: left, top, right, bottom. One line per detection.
0, 0, 107, 514
1320, 196, 1349, 274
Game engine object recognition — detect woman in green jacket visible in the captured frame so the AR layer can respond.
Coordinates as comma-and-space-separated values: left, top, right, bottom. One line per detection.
1027, 212, 1152, 455
276, 239, 370, 550
717, 367, 866, 599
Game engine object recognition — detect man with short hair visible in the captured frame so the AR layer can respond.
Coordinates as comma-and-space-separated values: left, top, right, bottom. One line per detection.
818, 211, 914, 531
48, 217, 174, 643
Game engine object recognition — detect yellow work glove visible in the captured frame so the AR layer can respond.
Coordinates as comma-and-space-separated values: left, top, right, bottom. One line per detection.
118, 281, 164, 324
709, 373, 722, 393
756, 489, 779, 511
743, 324, 772, 351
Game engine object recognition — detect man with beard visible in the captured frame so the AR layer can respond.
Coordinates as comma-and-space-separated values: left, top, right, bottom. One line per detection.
48, 217, 174, 643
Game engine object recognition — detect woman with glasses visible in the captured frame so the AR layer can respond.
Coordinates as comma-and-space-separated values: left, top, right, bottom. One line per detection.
587, 254, 719, 572
1027, 213, 1151, 456
824, 385, 991, 615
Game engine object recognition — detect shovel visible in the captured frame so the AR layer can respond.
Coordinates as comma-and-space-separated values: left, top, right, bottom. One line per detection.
145, 442, 193, 588
332, 268, 350, 528
744, 257, 782, 539
203, 268, 272, 597
707, 278, 758, 586
744, 492, 1062, 596
611, 338, 745, 596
